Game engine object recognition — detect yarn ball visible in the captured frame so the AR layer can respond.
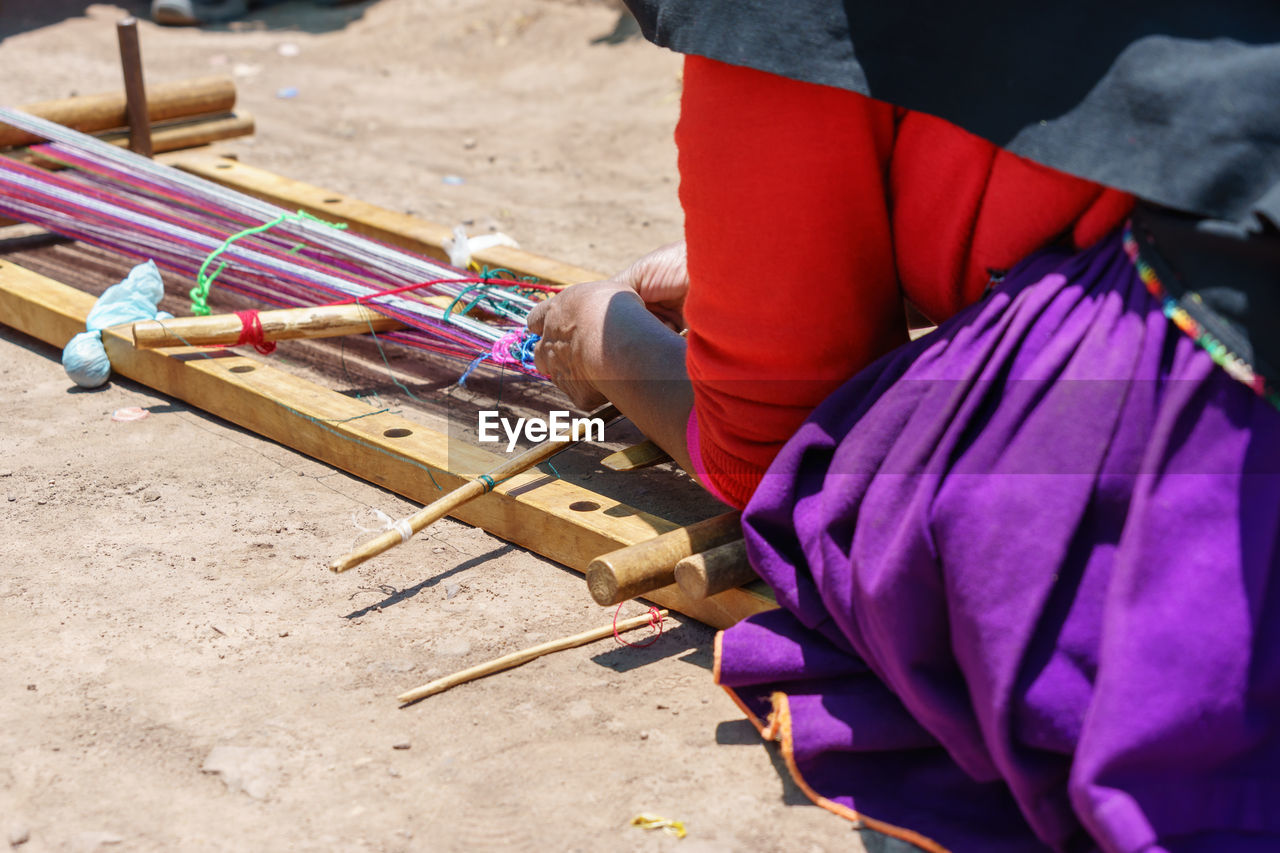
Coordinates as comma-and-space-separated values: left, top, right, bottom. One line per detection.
62, 260, 172, 388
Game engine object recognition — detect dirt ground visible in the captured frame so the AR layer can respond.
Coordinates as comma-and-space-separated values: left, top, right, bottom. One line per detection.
0, 2, 869, 851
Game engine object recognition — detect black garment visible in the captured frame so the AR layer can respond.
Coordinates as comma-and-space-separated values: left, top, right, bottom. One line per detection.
625, 1, 1280, 229
625, 0, 1280, 402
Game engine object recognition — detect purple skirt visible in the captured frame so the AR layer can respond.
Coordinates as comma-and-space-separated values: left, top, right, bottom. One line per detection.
717, 231, 1280, 852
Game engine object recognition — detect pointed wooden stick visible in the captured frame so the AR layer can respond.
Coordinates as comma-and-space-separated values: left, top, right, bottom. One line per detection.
132, 303, 403, 348
329, 403, 620, 573
397, 609, 668, 704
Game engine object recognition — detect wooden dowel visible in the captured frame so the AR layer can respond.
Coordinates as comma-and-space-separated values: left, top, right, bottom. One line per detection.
585, 511, 741, 606
329, 403, 621, 573
20, 113, 255, 168
116, 18, 152, 158
397, 609, 669, 704
601, 438, 672, 471
1, 76, 237, 148
112, 111, 253, 153
673, 538, 755, 600
132, 303, 403, 348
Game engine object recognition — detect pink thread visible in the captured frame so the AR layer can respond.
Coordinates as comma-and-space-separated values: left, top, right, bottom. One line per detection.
233, 309, 276, 354
490, 330, 523, 366
613, 604, 665, 648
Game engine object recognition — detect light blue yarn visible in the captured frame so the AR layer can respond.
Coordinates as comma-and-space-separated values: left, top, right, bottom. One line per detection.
62, 260, 172, 388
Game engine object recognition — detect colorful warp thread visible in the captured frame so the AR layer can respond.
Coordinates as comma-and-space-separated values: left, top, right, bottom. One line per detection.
0, 112, 552, 380
183, 220, 545, 384
458, 331, 541, 387
1122, 226, 1280, 411
192, 210, 347, 316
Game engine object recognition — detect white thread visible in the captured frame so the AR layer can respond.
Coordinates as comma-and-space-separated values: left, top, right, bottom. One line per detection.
443, 224, 519, 270
393, 518, 414, 544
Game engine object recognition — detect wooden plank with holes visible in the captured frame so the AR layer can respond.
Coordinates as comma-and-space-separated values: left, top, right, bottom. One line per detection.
168, 152, 603, 287
0, 258, 774, 629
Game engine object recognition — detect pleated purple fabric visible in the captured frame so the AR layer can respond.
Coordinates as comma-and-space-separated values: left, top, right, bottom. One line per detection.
718, 231, 1280, 852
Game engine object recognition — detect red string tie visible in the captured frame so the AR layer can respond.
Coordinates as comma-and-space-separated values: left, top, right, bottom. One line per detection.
234, 309, 276, 354
613, 604, 666, 648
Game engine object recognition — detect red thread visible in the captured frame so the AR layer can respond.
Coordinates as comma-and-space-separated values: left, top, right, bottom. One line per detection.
613, 604, 665, 648
234, 309, 276, 354
325, 276, 560, 308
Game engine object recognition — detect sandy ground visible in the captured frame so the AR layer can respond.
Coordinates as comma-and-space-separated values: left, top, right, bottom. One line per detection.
0, 2, 871, 851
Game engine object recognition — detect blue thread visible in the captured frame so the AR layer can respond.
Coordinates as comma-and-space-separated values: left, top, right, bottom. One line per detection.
320, 407, 391, 424
478, 474, 496, 492
513, 333, 539, 368
457, 353, 489, 388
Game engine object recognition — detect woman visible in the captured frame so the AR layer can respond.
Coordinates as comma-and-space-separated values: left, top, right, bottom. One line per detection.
528, 5, 1280, 851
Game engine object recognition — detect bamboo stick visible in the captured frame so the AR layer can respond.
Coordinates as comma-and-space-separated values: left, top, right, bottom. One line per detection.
397, 609, 669, 704
107, 112, 253, 153
1, 76, 237, 148
329, 403, 621, 573
132, 303, 404, 348
585, 511, 741, 606
673, 538, 755, 599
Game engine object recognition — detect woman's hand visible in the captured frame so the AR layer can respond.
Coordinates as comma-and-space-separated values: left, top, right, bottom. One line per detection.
614, 242, 688, 331
525, 242, 689, 409
525, 245, 696, 478
525, 278, 645, 410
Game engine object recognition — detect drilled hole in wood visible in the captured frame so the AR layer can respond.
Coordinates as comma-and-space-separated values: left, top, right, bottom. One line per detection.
569, 501, 600, 512
383, 428, 413, 438
229, 364, 255, 373
323, 197, 342, 204
215, 163, 233, 169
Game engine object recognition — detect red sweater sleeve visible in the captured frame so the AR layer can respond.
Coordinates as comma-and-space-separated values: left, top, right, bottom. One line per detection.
678, 56, 903, 508
679, 56, 1133, 509
891, 111, 1134, 322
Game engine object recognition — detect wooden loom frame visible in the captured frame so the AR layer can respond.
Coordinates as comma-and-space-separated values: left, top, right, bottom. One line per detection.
0, 150, 775, 630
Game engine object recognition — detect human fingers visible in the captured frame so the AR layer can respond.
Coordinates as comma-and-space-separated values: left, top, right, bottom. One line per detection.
525, 295, 550, 336
622, 242, 688, 306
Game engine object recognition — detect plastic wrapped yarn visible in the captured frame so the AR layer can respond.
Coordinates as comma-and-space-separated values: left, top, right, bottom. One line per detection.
62, 260, 172, 388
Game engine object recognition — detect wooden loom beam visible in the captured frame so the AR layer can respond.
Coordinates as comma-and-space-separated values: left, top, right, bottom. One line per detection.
0, 258, 774, 629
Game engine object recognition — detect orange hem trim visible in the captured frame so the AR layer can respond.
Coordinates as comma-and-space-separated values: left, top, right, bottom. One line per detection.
713, 631, 951, 853
713, 630, 767, 730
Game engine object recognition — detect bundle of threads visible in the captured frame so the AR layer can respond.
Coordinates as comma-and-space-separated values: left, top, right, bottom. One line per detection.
0, 106, 549, 381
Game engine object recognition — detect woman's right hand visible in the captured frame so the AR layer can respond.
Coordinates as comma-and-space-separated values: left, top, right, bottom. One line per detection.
614, 242, 688, 331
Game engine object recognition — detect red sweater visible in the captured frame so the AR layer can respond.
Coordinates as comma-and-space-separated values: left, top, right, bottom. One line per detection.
678, 56, 1133, 508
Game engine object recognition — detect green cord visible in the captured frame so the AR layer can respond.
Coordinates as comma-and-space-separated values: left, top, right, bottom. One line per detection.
190, 210, 348, 316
